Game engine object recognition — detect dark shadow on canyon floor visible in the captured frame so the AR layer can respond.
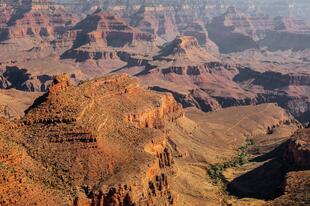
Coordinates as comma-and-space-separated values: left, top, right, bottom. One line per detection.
227, 142, 289, 200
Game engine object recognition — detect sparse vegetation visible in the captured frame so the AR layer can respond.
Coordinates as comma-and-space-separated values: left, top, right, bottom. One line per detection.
208, 137, 254, 183
0, 162, 6, 169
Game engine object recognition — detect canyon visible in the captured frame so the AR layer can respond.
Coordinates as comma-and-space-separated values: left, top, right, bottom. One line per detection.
0, 0, 310, 205
1, 1, 310, 123
1, 73, 182, 205
1, 73, 309, 206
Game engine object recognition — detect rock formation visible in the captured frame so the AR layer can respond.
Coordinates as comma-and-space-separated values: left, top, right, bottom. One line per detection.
233, 67, 310, 123
207, 7, 310, 53
1, 73, 183, 205
284, 128, 310, 170
0, 0, 77, 42
269, 128, 310, 205
61, 9, 155, 63
128, 5, 180, 42
118, 35, 254, 113
0, 66, 53, 92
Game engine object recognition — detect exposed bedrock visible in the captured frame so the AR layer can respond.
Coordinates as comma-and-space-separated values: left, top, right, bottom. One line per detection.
0, 0, 77, 42
61, 49, 118, 62
207, 14, 259, 54
230, 67, 310, 122
284, 128, 310, 170
16, 73, 183, 205
0, 66, 53, 92
213, 93, 310, 123
259, 31, 310, 51
234, 68, 310, 89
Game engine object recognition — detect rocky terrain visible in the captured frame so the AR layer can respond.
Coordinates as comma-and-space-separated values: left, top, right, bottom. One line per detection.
1, 73, 309, 206
206, 7, 310, 53
270, 128, 310, 205
0, 88, 41, 119
0, 1, 310, 205
1, 73, 183, 205
60, 8, 155, 73
109, 34, 310, 123
2, 1, 309, 122
0, 0, 78, 42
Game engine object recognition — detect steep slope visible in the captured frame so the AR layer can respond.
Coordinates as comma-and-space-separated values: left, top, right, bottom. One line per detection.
0, 73, 183, 205
0, 73, 306, 205
207, 7, 259, 53
0, 89, 41, 119
1, 0, 74, 41
0, 0, 82, 85
270, 128, 310, 205
0, 0, 77, 42
258, 15, 310, 51
284, 128, 310, 170
124, 35, 310, 123
58, 9, 158, 77
0, 118, 66, 206
128, 5, 180, 42
181, 22, 219, 55
166, 104, 300, 205
207, 7, 310, 53
117, 35, 255, 112
233, 66, 310, 123
61, 9, 155, 65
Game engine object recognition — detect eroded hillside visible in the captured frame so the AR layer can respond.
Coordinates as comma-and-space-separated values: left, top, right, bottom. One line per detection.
0, 74, 309, 205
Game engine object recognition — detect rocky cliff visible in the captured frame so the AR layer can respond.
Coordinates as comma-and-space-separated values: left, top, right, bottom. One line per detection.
0, 73, 183, 205
207, 7, 310, 53
121, 36, 254, 113
0, 66, 54, 92
268, 128, 310, 205
284, 128, 310, 170
0, 0, 77, 42
0, 2, 14, 27
61, 9, 155, 63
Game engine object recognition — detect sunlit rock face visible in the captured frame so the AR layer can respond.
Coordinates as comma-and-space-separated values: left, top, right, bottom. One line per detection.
0, 73, 183, 205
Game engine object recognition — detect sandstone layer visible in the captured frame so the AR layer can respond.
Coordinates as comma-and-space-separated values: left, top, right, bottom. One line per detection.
1, 73, 183, 205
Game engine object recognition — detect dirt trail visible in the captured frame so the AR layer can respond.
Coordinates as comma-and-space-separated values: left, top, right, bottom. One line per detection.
224, 104, 271, 136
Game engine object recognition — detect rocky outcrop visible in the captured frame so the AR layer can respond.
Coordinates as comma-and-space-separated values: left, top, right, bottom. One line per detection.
284, 128, 310, 170
266, 128, 310, 205
235, 68, 310, 89
0, 66, 53, 92
125, 94, 183, 129
129, 5, 169, 37
48, 73, 70, 94
181, 22, 219, 55
0, 73, 184, 205
207, 7, 310, 53
270, 170, 310, 206
0, 0, 77, 42
154, 36, 216, 61
207, 7, 259, 53
61, 9, 154, 62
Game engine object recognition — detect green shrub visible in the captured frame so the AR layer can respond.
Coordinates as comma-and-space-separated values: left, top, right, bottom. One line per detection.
207, 137, 253, 183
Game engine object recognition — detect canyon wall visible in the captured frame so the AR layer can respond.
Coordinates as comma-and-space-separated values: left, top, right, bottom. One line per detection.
0, 73, 184, 205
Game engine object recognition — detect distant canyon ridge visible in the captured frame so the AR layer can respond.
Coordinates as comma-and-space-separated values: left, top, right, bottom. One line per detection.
1, 0, 310, 124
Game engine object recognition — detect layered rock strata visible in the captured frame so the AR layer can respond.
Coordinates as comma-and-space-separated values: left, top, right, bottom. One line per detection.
0, 73, 183, 205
